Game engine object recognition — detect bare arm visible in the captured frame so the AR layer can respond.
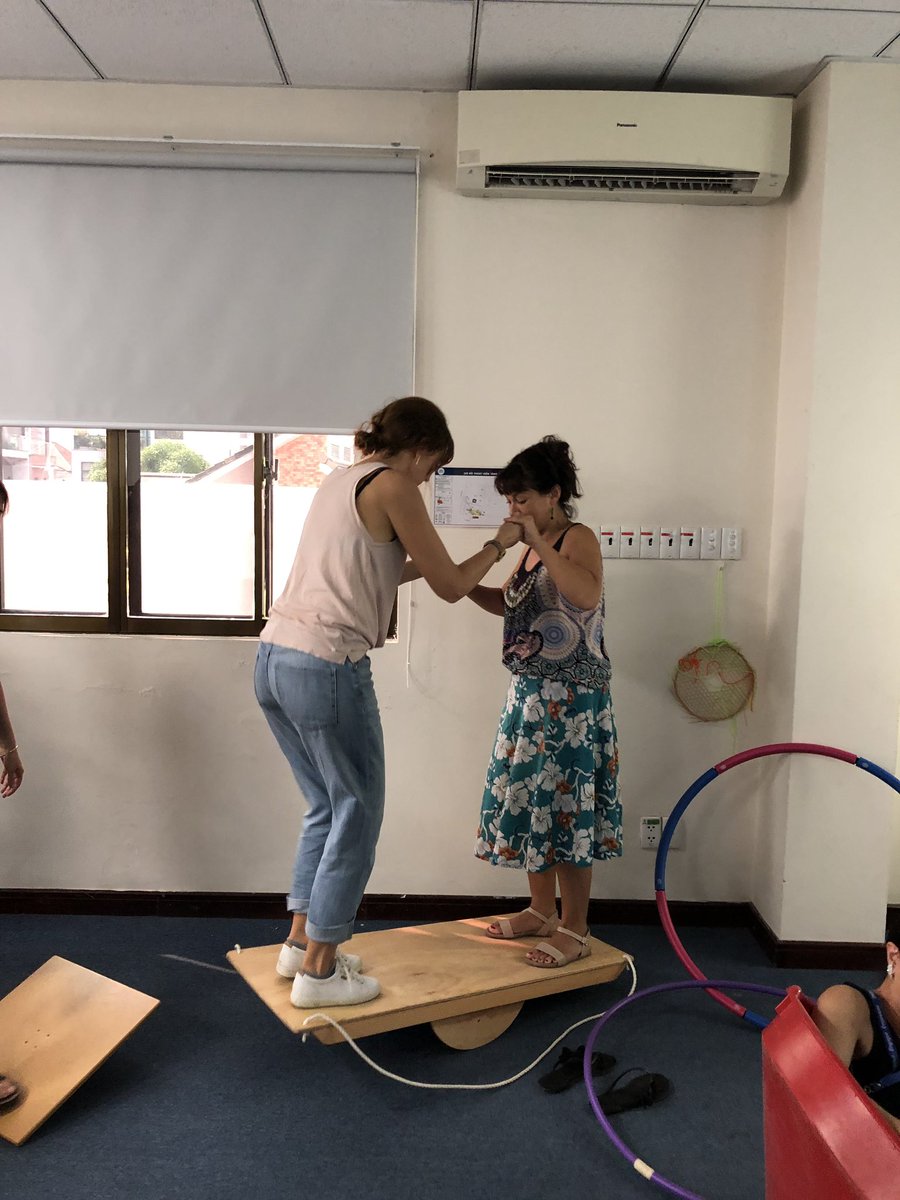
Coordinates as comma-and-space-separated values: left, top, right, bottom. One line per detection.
0, 683, 24, 797
378, 473, 520, 603
468, 585, 505, 616
515, 520, 603, 611
815, 986, 900, 1136
814, 986, 869, 1065
468, 550, 524, 616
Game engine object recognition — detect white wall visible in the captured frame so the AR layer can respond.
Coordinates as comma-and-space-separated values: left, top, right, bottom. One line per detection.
757, 61, 900, 938
0, 79, 787, 904
750, 72, 830, 934
785, 63, 900, 931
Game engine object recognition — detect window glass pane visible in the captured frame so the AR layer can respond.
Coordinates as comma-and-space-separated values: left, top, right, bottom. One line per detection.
272, 434, 355, 599
135, 430, 255, 618
0, 426, 108, 614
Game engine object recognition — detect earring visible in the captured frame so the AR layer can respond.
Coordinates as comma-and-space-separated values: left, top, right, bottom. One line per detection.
889, 961, 895, 979
550, 505, 555, 522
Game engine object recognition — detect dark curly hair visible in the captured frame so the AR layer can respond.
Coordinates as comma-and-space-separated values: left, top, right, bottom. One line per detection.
494, 436, 582, 518
354, 396, 454, 467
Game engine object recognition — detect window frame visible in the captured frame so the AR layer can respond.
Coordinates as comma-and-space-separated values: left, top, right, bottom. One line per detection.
0, 430, 274, 637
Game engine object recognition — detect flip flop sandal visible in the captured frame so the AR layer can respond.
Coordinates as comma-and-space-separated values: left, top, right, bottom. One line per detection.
0, 1076, 21, 1108
596, 1068, 672, 1115
539, 1045, 617, 1094
485, 907, 559, 941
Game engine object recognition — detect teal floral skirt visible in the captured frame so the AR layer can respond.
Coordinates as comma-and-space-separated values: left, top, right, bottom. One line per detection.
475, 674, 622, 872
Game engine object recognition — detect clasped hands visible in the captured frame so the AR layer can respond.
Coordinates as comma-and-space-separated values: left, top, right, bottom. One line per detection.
488, 514, 543, 555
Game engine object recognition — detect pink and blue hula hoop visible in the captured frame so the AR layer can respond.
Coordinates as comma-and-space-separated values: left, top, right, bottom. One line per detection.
654, 742, 900, 1028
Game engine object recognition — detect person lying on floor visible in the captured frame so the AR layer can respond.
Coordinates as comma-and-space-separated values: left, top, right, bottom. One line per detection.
813, 922, 900, 1135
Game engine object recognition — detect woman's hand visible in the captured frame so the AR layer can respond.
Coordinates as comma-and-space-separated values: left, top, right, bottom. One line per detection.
505, 513, 541, 547
494, 519, 523, 550
1, 748, 24, 797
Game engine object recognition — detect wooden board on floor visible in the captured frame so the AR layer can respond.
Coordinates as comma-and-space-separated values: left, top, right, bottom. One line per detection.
0, 956, 159, 1147
227, 915, 629, 1044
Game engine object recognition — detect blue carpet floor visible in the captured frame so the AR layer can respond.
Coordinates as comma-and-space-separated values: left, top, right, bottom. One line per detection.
0, 915, 876, 1199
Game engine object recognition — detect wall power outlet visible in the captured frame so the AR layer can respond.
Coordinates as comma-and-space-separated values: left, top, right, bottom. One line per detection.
640, 816, 663, 850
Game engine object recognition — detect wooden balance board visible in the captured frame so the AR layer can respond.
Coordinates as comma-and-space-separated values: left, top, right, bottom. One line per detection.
0, 957, 159, 1146
227, 915, 629, 1049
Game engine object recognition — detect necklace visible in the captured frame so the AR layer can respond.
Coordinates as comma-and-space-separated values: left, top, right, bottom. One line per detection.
507, 524, 574, 608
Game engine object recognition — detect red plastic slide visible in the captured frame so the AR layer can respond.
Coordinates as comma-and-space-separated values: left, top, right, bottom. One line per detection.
762, 986, 900, 1199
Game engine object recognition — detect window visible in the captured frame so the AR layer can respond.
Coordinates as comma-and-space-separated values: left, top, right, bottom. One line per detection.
0, 428, 354, 636
0, 427, 109, 619
271, 433, 354, 599
0, 153, 416, 636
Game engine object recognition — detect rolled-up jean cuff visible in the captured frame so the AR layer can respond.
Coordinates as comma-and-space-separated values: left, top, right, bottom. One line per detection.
287, 896, 309, 915
304, 917, 354, 945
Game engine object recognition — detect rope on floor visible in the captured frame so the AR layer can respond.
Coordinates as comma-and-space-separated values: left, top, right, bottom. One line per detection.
298, 955, 638, 1091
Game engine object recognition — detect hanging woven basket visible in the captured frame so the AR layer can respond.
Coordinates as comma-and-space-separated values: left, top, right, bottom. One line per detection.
672, 640, 756, 722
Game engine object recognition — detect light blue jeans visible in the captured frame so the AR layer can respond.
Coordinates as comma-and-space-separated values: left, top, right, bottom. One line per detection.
254, 643, 385, 945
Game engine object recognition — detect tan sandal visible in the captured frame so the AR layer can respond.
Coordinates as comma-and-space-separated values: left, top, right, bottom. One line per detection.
527, 925, 592, 969
485, 906, 559, 941
0, 1074, 21, 1108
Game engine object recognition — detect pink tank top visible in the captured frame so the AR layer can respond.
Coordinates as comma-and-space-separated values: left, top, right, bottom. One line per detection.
260, 460, 406, 663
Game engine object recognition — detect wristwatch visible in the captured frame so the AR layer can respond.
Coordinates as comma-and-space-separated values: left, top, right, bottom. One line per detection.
484, 538, 506, 560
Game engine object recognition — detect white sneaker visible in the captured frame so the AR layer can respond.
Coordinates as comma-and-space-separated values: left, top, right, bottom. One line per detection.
276, 943, 362, 979
290, 958, 381, 1008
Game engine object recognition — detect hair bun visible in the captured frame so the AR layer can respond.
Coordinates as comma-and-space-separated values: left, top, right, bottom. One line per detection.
541, 435, 571, 458
354, 427, 376, 455
353, 396, 454, 465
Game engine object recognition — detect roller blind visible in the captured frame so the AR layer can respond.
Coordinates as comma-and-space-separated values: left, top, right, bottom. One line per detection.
0, 156, 416, 432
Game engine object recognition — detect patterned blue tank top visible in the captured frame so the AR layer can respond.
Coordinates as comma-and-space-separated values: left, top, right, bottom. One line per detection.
501, 526, 612, 689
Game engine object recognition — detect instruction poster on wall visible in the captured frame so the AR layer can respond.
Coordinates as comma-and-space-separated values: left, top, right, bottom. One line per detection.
432, 467, 508, 528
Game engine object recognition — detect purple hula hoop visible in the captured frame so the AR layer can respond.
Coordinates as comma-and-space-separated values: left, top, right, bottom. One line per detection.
584, 979, 786, 1199
586, 744, 900, 1195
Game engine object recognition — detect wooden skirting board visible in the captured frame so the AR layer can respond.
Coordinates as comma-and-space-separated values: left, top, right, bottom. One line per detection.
227, 914, 629, 1049
2, 890, 888, 970
0, 957, 159, 1147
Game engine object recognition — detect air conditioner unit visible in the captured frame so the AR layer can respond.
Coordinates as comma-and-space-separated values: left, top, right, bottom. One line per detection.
456, 91, 792, 205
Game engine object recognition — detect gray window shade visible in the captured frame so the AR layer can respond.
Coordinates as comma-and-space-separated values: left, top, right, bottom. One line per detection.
0, 158, 416, 432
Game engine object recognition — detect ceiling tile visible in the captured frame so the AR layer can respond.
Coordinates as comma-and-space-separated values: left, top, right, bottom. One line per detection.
477, 1, 694, 89
711, 0, 900, 11
264, 0, 473, 90
0, 0, 95, 80
44, 0, 283, 84
668, 7, 900, 93
490, 0, 689, 6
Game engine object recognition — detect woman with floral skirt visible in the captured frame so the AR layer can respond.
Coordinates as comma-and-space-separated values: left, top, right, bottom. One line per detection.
471, 437, 622, 967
